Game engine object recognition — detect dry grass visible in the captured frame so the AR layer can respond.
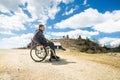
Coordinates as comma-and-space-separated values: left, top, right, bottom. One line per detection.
58, 49, 120, 69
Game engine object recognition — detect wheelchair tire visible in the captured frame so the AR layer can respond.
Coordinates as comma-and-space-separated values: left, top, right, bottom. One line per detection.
30, 45, 48, 62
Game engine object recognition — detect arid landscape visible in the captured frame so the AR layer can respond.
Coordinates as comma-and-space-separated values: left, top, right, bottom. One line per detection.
0, 49, 120, 80
0, 0, 120, 80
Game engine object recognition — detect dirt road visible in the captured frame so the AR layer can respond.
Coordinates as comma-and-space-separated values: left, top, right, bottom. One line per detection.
0, 49, 120, 80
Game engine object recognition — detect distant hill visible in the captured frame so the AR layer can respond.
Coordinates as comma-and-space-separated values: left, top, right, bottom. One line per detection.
50, 36, 110, 53
27, 35, 120, 53
14, 47, 27, 49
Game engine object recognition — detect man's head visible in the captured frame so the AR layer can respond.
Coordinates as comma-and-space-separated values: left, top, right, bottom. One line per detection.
39, 24, 45, 31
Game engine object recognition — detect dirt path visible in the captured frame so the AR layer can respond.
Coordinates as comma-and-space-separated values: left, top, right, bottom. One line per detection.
0, 49, 120, 80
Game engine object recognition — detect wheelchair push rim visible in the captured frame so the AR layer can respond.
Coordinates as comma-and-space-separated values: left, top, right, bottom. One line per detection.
30, 45, 48, 62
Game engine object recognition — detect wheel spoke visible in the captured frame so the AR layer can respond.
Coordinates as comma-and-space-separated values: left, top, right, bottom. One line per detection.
30, 45, 47, 62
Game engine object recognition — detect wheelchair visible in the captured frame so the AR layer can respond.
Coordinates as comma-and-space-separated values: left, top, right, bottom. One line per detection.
30, 44, 59, 62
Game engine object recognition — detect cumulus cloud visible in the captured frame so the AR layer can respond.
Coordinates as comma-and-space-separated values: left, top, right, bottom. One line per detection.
0, 0, 21, 12
21, 0, 73, 24
0, 1, 35, 35
0, 0, 74, 35
22, 0, 52, 24
110, 39, 120, 47
0, 5, 10, 13
0, 8, 29, 35
98, 37, 120, 47
55, 8, 120, 33
0, 33, 33, 49
48, 29, 99, 39
55, 8, 104, 29
93, 19, 120, 33
0, 0, 74, 30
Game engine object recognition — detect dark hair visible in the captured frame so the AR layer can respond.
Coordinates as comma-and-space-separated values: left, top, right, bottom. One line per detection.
39, 24, 44, 28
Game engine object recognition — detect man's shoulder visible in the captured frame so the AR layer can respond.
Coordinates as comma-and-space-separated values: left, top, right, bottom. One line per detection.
35, 29, 42, 33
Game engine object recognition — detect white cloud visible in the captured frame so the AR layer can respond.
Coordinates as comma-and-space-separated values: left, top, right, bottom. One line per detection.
55, 8, 104, 29
0, 0, 74, 34
83, 0, 87, 5
0, 33, 33, 49
110, 39, 120, 48
22, 0, 51, 24
0, 5, 10, 13
55, 8, 120, 33
0, 8, 29, 34
55, 0, 74, 4
48, 6, 60, 19
62, 6, 78, 16
48, 26, 52, 29
98, 37, 120, 47
0, 1, 38, 35
0, 31, 14, 35
48, 29, 99, 39
0, 0, 21, 12
62, 0, 74, 4
93, 19, 120, 33
21, 0, 73, 24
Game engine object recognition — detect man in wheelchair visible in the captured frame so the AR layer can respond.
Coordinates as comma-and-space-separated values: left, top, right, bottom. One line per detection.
33, 24, 60, 60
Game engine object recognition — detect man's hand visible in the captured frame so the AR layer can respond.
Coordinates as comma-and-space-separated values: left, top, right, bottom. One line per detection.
40, 45, 44, 48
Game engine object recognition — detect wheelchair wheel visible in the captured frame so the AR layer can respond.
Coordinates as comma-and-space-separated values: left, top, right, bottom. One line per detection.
30, 45, 48, 62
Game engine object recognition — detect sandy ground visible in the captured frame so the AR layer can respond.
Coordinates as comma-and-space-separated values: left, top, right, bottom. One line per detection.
0, 49, 120, 80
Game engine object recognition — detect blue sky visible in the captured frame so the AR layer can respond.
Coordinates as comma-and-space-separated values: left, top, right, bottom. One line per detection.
0, 0, 120, 48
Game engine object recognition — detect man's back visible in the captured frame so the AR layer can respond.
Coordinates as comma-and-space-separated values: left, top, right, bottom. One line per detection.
33, 29, 47, 45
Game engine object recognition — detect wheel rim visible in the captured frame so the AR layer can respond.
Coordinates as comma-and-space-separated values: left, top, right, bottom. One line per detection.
35, 48, 46, 59
30, 45, 47, 62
